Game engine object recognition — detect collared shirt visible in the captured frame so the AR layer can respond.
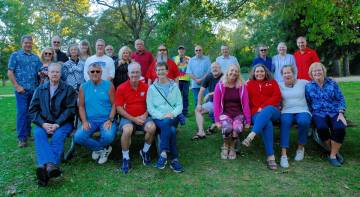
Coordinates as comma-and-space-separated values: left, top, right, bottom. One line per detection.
8, 49, 42, 91
131, 50, 154, 78
173, 55, 190, 81
115, 80, 148, 117
272, 54, 297, 83
252, 56, 272, 71
305, 78, 346, 117
186, 55, 211, 88
294, 48, 320, 81
215, 55, 239, 73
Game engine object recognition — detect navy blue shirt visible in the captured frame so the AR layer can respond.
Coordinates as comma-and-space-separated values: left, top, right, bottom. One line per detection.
8, 49, 42, 91
252, 56, 273, 71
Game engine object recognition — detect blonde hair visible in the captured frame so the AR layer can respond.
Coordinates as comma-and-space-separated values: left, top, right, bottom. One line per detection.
118, 46, 132, 59
221, 64, 243, 88
40, 47, 56, 63
308, 62, 327, 79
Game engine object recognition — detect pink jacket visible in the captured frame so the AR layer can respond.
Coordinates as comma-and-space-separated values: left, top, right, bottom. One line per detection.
213, 81, 251, 125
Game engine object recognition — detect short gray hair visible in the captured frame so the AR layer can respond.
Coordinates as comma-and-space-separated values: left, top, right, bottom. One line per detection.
21, 35, 33, 43
128, 62, 141, 73
48, 62, 62, 72
88, 63, 102, 71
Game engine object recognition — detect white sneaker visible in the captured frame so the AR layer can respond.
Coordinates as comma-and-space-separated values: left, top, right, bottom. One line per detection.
294, 148, 305, 161
98, 146, 112, 164
280, 156, 289, 168
92, 150, 101, 160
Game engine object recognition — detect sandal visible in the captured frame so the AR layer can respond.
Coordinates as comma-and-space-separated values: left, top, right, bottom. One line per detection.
205, 126, 216, 135
220, 146, 229, 160
191, 134, 206, 141
242, 136, 254, 147
267, 159, 277, 170
228, 148, 236, 160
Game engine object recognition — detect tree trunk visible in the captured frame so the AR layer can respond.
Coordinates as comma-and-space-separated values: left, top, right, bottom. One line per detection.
333, 59, 342, 77
343, 51, 351, 76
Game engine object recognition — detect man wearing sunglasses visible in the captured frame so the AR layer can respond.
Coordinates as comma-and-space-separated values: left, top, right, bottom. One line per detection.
51, 36, 68, 63
252, 44, 273, 72
83, 39, 115, 82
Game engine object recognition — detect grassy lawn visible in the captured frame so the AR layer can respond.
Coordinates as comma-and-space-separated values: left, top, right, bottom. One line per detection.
0, 81, 14, 95
0, 82, 359, 196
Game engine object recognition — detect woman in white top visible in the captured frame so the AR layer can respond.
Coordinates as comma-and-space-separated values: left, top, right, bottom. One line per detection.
279, 65, 311, 168
272, 42, 297, 83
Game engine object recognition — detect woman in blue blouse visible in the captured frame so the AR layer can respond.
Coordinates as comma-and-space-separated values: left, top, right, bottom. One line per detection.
305, 62, 347, 167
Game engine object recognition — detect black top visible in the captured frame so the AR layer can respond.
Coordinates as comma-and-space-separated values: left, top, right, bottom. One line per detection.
201, 73, 223, 102
55, 50, 69, 63
113, 61, 130, 89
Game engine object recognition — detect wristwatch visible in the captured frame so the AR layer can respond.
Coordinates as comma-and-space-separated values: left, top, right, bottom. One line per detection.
108, 117, 114, 122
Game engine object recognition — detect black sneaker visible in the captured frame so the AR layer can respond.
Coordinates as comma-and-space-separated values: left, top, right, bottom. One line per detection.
46, 163, 62, 178
36, 167, 49, 187
139, 150, 151, 165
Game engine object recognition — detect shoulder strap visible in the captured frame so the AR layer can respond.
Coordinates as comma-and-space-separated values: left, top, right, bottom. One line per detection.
153, 84, 174, 109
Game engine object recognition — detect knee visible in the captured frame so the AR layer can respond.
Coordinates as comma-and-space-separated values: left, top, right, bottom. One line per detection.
297, 118, 311, 127
145, 122, 156, 135
74, 130, 86, 144
122, 125, 134, 138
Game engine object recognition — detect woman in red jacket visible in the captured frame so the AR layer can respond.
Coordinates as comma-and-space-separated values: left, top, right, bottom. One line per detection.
242, 64, 282, 170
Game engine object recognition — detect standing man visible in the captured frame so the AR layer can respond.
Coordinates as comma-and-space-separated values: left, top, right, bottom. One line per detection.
8, 35, 42, 147
294, 36, 320, 81
146, 44, 180, 85
252, 44, 272, 71
131, 39, 154, 79
105, 45, 118, 62
216, 45, 239, 73
51, 36, 68, 63
84, 39, 115, 81
186, 45, 211, 107
115, 62, 156, 174
173, 45, 190, 116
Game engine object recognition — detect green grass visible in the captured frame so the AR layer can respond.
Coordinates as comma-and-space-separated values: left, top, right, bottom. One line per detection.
0, 81, 14, 95
0, 82, 359, 196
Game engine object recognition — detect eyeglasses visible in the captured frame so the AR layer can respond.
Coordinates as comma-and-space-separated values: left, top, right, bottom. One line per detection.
195, 49, 202, 52
106, 48, 113, 51
158, 49, 166, 52
90, 70, 101, 74
260, 49, 267, 52
44, 52, 52, 55
156, 68, 167, 72
53, 41, 60, 44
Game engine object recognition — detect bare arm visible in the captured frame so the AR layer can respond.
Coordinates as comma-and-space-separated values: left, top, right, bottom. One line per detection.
7, 70, 24, 93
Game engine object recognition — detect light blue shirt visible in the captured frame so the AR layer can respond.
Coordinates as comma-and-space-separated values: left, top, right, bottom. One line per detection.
272, 54, 297, 83
280, 80, 310, 115
186, 55, 211, 88
215, 55, 239, 73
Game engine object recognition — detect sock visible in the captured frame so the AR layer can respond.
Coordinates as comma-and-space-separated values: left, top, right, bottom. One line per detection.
160, 151, 167, 158
122, 150, 130, 160
143, 143, 151, 153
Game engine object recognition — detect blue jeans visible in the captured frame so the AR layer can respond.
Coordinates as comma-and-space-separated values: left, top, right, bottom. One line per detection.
179, 80, 190, 116
15, 90, 34, 141
313, 114, 346, 144
252, 106, 280, 156
34, 123, 73, 167
74, 119, 117, 151
191, 88, 200, 107
280, 113, 311, 148
154, 118, 179, 160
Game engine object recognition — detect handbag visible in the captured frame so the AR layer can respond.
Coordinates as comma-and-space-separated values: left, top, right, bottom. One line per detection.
153, 84, 186, 125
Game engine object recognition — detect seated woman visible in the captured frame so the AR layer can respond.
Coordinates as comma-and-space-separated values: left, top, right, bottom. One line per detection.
213, 64, 251, 160
279, 65, 311, 168
147, 63, 184, 173
305, 62, 347, 167
74, 63, 117, 165
242, 64, 282, 170
29, 63, 76, 186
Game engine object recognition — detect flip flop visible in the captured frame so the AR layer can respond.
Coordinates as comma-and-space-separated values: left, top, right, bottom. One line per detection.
191, 134, 206, 140
205, 126, 216, 135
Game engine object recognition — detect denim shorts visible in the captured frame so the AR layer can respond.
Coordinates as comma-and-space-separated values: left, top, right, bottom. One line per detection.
119, 117, 154, 132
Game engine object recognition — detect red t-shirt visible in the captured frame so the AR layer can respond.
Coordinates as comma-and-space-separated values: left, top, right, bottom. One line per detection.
146, 59, 180, 82
131, 50, 154, 78
114, 80, 148, 117
246, 79, 282, 115
294, 48, 320, 81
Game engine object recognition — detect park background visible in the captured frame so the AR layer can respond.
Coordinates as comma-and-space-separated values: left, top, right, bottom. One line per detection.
0, 0, 359, 196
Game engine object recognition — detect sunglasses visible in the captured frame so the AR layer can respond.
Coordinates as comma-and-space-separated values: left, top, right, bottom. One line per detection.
195, 49, 202, 52
260, 49, 267, 52
44, 52, 52, 55
53, 41, 60, 44
90, 70, 101, 74
158, 49, 167, 52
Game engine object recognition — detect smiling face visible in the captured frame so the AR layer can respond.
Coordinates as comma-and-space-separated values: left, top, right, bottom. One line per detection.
80, 44, 89, 55
221, 46, 229, 57
259, 47, 268, 58
227, 65, 239, 82
254, 66, 266, 80
69, 46, 79, 58
128, 63, 141, 84
297, 37, 307, 51
43, 49, 53, 62
155, 65, 169, 80
277, 43, 287, 55
211, 63, 221, 77
105, 45, 113, 56
22, 38, 33, 53
282, 66, 294, 84
122, 50, 131, 60
96, 40, 105, 56
52, 36, 61, 50
195, 46, 203, 57
311, 64, 325, 81
135, 40, 145, 51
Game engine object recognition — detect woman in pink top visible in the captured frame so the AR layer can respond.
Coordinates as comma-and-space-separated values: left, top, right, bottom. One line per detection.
213, 64, 251, 160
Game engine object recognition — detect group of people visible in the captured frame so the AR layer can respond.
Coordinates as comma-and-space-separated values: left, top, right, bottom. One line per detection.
7, 34, 347, 187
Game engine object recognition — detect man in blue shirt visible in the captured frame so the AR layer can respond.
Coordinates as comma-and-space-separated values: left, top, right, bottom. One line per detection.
216, 45, 239, 73
252, 44, 272, 71
8, 35, 42, 147
186, 45, 211, 106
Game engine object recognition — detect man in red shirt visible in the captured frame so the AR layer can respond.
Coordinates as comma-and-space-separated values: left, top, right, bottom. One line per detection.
146, 44, 180, 85
294, 36, 320, 80
115, 62, 156, 174
131, 39, 154, 79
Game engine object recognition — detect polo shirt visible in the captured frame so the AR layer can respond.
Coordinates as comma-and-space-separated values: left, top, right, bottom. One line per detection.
186, 55, 211, 88
131, 50, 154, 78
8, 49, 42, 91
294, 48, 320, 80
252, 56, 272, 71
146, 59, 180, 82
115, 80, 148, 117
216, 55, 239, 73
